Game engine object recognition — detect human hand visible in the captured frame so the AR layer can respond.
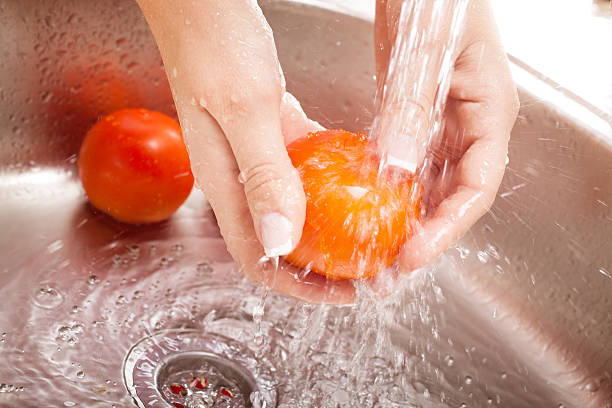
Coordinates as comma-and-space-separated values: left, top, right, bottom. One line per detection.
137, 0, 357, 304
374, 0, 520, 272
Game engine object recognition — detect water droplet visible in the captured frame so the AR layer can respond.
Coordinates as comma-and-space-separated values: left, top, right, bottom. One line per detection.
40, 91, 53, 103
585, 381, 599, 392
170, 244, 183, 256
443, 355, 454, 367
160, 257, 170, 268
459, 404, 467, 408
128, 244, 140, 260
238, 171, 247, 184
76, 371, 85, 379
70, 84, 83, 94
63, 401, 76, 407
88, 275, 100, 285
457, 246, 470, 259
464, 375, 473, 385
199, 96, 207, 109
172, 67, 178, 78
133, 290, 144, 300
112, 254, 122, 266
0, 383, 24, 393
501, 372, 507, 380
477, 251, 489, 263
47, 239, 63, 253
33, 286, 64, 309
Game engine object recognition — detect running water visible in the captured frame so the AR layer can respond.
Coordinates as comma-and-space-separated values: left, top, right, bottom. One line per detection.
0, 1, 539, 408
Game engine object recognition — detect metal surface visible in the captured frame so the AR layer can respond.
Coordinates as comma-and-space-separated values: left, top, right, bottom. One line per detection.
124, 330, 277, 408
0, 0, 611, 407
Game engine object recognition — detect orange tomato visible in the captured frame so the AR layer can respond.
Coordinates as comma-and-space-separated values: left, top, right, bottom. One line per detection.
286, 130, 421, 280
78, 108, 193, 224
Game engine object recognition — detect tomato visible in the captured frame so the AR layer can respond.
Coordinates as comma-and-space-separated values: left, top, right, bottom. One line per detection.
285, 130, 421, 280
78, 108, 193, 224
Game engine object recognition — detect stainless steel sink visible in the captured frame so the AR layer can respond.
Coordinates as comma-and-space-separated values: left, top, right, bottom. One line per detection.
1, 1, 611, 407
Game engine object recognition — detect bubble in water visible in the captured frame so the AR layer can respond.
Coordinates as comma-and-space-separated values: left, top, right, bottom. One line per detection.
33, 286, 64, 309
196, 262, 213, 275
56, 323, 84, 345
63, 401, 76, 407
443, 355, 454, 367
128, 244, 141, 261
501, 372, 507, 380
76, 371, 85, 379
88, 275, 100, 285
464, 376, 473, 385
160, 257, 172, 268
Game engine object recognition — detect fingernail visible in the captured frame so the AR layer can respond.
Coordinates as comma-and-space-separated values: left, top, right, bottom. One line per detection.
259, 212, 293, 257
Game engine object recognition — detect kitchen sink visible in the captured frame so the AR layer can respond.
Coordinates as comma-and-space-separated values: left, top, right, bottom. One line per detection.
0, 1, 611, 407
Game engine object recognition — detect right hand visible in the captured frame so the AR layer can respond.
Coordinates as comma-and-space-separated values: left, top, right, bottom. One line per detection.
137, 0, 357, 304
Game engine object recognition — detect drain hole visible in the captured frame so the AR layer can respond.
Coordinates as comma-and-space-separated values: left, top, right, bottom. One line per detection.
123, 329, 277, 408
157, 352, 255, 407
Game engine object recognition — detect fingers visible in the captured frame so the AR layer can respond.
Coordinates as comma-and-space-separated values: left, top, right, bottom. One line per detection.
140, 0, 310, 258
176, 99, 354, 304
400, 0, 519, 271
400, 133, 509, 270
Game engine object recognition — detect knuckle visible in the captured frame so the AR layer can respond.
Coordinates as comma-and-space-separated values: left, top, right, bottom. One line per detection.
242, 162, 286, 204
206, 79, 282, 121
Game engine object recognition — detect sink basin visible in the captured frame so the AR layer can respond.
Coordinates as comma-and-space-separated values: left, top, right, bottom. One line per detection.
1, 0, 611, 407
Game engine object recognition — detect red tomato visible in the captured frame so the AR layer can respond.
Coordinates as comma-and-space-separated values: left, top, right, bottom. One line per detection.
78, 108, 193, 224
285, 130, 421, 280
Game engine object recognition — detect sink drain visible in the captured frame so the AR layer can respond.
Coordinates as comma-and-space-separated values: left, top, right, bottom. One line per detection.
123, 330, 277, 408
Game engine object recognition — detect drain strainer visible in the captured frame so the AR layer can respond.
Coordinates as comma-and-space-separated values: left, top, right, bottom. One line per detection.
123, 329, 277, 408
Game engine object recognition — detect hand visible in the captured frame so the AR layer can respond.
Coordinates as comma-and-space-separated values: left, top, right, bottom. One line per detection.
375, 0, 519, 272
137, 0, 356, 304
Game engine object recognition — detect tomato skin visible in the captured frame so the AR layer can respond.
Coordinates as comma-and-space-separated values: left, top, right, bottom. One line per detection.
286, 130, 421, 280
78, 108, 193, 224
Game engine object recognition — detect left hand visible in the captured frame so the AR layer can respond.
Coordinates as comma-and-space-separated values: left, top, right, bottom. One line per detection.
375, 0, 520, 272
